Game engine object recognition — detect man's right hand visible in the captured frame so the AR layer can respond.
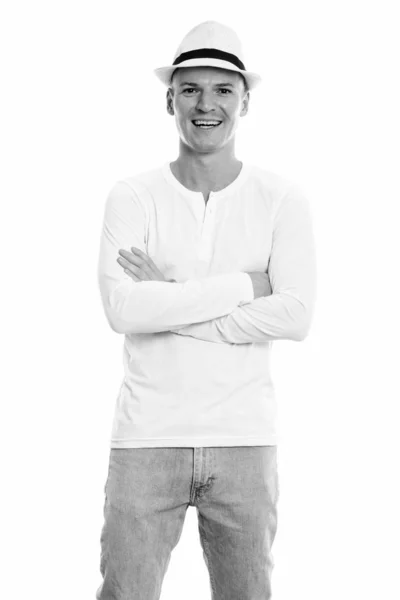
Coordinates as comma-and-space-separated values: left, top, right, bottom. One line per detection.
246, 272, 273, 299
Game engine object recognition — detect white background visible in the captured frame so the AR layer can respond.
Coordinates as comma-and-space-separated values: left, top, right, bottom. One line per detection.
1, 1, 399, 599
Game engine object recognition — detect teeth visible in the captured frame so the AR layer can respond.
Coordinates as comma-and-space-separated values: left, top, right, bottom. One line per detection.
193, 120, 221, 125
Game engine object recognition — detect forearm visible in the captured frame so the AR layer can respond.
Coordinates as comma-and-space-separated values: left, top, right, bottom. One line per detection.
97, 181, 255, 335
98, 271, 254, 335
169, 185, 317, 344
169, 287, 316, 344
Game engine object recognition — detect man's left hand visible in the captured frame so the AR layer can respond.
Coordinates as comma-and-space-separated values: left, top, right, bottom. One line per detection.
117, 247, 167, 282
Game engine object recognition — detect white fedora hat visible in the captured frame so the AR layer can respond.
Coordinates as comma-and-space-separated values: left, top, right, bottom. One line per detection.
153, 20, 262, 91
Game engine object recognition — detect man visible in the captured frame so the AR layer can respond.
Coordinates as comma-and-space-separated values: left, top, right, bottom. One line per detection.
96, 20, 317, 600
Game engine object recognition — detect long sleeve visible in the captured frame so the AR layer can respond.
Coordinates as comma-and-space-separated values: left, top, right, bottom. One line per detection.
169, 185, 317, 343
97, 181, 254, 335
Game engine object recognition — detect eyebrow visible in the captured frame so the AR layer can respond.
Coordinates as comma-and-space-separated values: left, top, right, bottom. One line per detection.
178, 82, 235, 88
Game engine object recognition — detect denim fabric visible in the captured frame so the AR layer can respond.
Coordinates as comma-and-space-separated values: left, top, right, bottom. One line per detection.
96, 445, 279, 600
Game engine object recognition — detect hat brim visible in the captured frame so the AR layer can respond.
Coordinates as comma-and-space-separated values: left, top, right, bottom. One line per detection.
153, 58, 262, 91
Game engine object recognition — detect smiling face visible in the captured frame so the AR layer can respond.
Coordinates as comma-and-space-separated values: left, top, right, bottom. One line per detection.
166, 66, 250, 155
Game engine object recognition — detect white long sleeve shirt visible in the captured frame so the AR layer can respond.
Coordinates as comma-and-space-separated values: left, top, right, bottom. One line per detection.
97, 160, 317, 448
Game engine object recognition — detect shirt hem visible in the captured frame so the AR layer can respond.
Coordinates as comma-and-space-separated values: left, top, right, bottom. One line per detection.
110, 435, 279, 448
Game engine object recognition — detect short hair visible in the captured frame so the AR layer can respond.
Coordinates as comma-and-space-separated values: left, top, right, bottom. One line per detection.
239, 73, 249, 94
170, 68, 249, 95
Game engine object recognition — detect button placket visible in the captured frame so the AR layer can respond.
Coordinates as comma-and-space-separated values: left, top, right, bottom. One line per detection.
199, 193, 216, 260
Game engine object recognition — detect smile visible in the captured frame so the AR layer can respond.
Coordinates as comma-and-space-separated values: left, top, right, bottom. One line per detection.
192, 120, 222, 130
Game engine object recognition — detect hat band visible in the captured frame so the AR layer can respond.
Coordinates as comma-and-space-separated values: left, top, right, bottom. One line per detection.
173, 48, 246, 71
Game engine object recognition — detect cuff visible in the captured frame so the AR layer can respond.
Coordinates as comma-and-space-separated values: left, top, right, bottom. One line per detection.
237, 272, 254, 306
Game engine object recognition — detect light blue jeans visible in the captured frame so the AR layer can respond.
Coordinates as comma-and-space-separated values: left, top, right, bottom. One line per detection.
96, 446, 279, 600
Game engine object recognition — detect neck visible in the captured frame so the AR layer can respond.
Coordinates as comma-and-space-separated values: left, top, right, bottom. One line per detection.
171, 144, 242, 192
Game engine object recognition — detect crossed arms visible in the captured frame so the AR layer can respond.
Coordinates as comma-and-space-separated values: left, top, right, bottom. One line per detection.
97, 181, 317, 344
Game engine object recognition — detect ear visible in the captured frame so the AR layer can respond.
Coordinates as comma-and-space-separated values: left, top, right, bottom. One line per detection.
240, 91, 250, 116
167, 89, 174, 115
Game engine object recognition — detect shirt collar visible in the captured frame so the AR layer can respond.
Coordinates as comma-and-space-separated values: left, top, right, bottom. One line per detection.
162, 161, 250, 200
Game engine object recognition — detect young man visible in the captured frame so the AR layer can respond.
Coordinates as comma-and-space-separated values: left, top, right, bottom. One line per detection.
96, 20, 317, 600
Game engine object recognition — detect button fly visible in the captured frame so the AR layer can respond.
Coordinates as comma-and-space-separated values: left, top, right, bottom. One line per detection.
189, 447, 217, 505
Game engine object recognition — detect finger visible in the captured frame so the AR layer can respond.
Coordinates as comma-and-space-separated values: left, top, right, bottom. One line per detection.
129, 247, 162, 278
123, 262, 148, 280
118, 250, 153, 279
129, 247, 166, 280
117, 256, 148, 280
123, 268, 140, 282
123, 262, 147, 281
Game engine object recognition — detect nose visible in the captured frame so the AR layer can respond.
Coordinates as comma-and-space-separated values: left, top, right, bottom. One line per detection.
196, 90, 216, 113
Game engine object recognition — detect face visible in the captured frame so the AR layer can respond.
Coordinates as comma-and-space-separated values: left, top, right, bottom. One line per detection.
166, 66, 249, 154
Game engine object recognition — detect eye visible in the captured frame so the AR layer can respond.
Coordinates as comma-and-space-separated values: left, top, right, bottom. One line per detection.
182, 88, 232, 94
